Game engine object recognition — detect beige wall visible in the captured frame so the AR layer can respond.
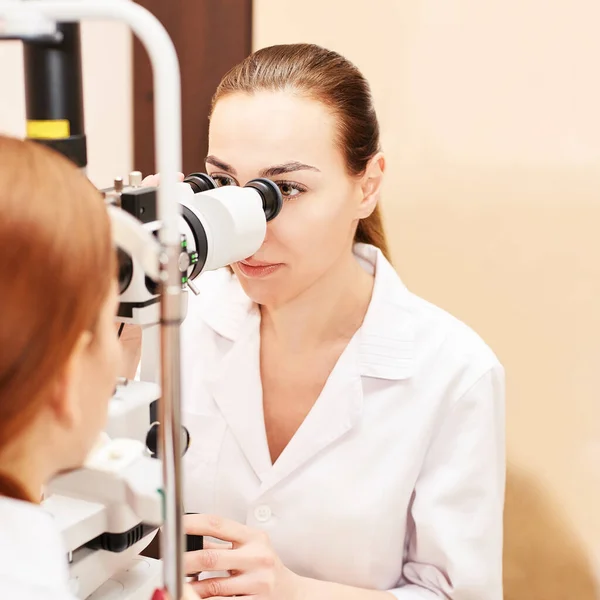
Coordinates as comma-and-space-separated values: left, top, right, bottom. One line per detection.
0, 21, 132, 188
255, 1, 600, 597
0, 4, 598, 596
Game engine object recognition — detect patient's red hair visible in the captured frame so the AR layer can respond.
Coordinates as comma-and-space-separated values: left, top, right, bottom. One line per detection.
0, 135, 114, 453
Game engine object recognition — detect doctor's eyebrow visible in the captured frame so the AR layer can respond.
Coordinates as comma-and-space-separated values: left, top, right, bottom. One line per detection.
205, 156, 320, 177
205, 155, 236, 174
259, 162, 320, 177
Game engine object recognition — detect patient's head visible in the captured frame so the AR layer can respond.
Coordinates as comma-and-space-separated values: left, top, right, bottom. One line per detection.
0, 135, 120, 501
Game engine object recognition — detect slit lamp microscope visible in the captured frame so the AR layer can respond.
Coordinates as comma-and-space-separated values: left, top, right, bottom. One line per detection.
0, 2, 282, 599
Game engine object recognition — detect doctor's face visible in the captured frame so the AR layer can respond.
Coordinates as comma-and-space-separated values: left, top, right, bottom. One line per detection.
207, 91, 365, 307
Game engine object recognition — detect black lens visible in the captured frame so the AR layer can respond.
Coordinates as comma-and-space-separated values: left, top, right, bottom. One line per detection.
117, 247, 133, 295
183, 173, 217, 193
145, 275, 160, 295
180, 205, 208, 279
145, 423, 191, 458
245, 178, 283, 221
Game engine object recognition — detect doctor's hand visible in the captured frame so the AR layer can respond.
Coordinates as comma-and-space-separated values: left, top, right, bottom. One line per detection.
141, 172, 185, 187
152, 583, 201, 600
183, 514, 302, 599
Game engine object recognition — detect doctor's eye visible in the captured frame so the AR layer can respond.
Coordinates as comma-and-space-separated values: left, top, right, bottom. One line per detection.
275, 180, 307, 199
212, 174, 238, 187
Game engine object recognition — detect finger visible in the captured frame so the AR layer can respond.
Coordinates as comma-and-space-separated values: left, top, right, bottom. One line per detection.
202, 541, 233, 550
192, 574, 256, 599
152, 586, 197, 600
184, 548, 257, 575
183, 514, 253, 545
196, 597, 252, 600
141, 174, 160, 187
183, 583, 201, 600
141, 172, 185, 187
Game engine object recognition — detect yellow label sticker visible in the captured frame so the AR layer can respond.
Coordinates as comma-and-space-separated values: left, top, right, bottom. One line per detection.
26, 119, 70, 140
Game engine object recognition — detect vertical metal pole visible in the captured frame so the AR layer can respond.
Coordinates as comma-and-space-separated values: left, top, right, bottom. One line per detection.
159, 244, 185, 600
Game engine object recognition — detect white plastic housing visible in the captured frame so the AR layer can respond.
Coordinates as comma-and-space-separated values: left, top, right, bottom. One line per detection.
179, 183, 268, 273
107, 380, 161, 443
46, 439, 163, 532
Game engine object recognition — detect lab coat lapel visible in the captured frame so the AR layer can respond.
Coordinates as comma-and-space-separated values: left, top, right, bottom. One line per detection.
260, 337, 364, 494
205, 312, 273, 483
199, 246, 414, 493
259, 245, 416, 492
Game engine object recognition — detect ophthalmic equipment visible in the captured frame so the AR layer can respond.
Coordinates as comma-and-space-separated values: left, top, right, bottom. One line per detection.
0, 3, 282, 599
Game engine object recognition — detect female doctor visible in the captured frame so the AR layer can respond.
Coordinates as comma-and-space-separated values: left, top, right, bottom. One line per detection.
129, 44, 505, 599
0, 135, 198, 600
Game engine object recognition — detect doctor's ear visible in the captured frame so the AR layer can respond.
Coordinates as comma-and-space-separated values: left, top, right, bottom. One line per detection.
357, 152, 385, 219
48, 330, 93, 429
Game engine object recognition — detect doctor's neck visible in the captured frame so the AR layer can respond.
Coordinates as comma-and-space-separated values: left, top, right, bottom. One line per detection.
259, 251, 374, 351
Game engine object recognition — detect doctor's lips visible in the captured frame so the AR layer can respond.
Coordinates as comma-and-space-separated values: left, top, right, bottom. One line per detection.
237, 257, 283, 278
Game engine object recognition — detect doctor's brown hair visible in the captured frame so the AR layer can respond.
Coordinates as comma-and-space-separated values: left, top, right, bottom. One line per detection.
0, 135, 115, 454
211, 43, 391, 260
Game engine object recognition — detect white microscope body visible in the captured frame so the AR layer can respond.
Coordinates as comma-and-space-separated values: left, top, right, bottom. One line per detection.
44, 437, 164, 600
40, 173, 281, 600
0, 2, 282, 599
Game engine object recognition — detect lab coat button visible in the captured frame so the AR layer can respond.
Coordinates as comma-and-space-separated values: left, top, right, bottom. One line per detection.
254, 504, 272, 522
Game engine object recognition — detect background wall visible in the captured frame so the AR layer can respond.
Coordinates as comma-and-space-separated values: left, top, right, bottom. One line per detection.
0, 21, 132, 188
132, 0, 251, 178
255, 1, 600, 598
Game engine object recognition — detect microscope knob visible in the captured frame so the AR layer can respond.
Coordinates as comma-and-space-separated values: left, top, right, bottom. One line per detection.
129, 171, 143, 187
179, 235, 199, 288
145, 423, 191, 458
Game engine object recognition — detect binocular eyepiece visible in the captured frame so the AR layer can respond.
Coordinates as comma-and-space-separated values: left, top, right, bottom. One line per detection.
113, 171, 283, 320
183, 172, 283, 221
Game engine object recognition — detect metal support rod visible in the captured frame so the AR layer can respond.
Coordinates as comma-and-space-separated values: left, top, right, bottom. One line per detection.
0, 2, 185, 598
23, 22, 87, 168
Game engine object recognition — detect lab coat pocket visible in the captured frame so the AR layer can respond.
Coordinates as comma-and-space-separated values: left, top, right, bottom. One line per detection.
182, 412, 227, 514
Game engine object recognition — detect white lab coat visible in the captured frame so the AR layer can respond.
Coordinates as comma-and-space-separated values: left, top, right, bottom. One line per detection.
181, 243, 505, 599
0, 496, 75, 599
